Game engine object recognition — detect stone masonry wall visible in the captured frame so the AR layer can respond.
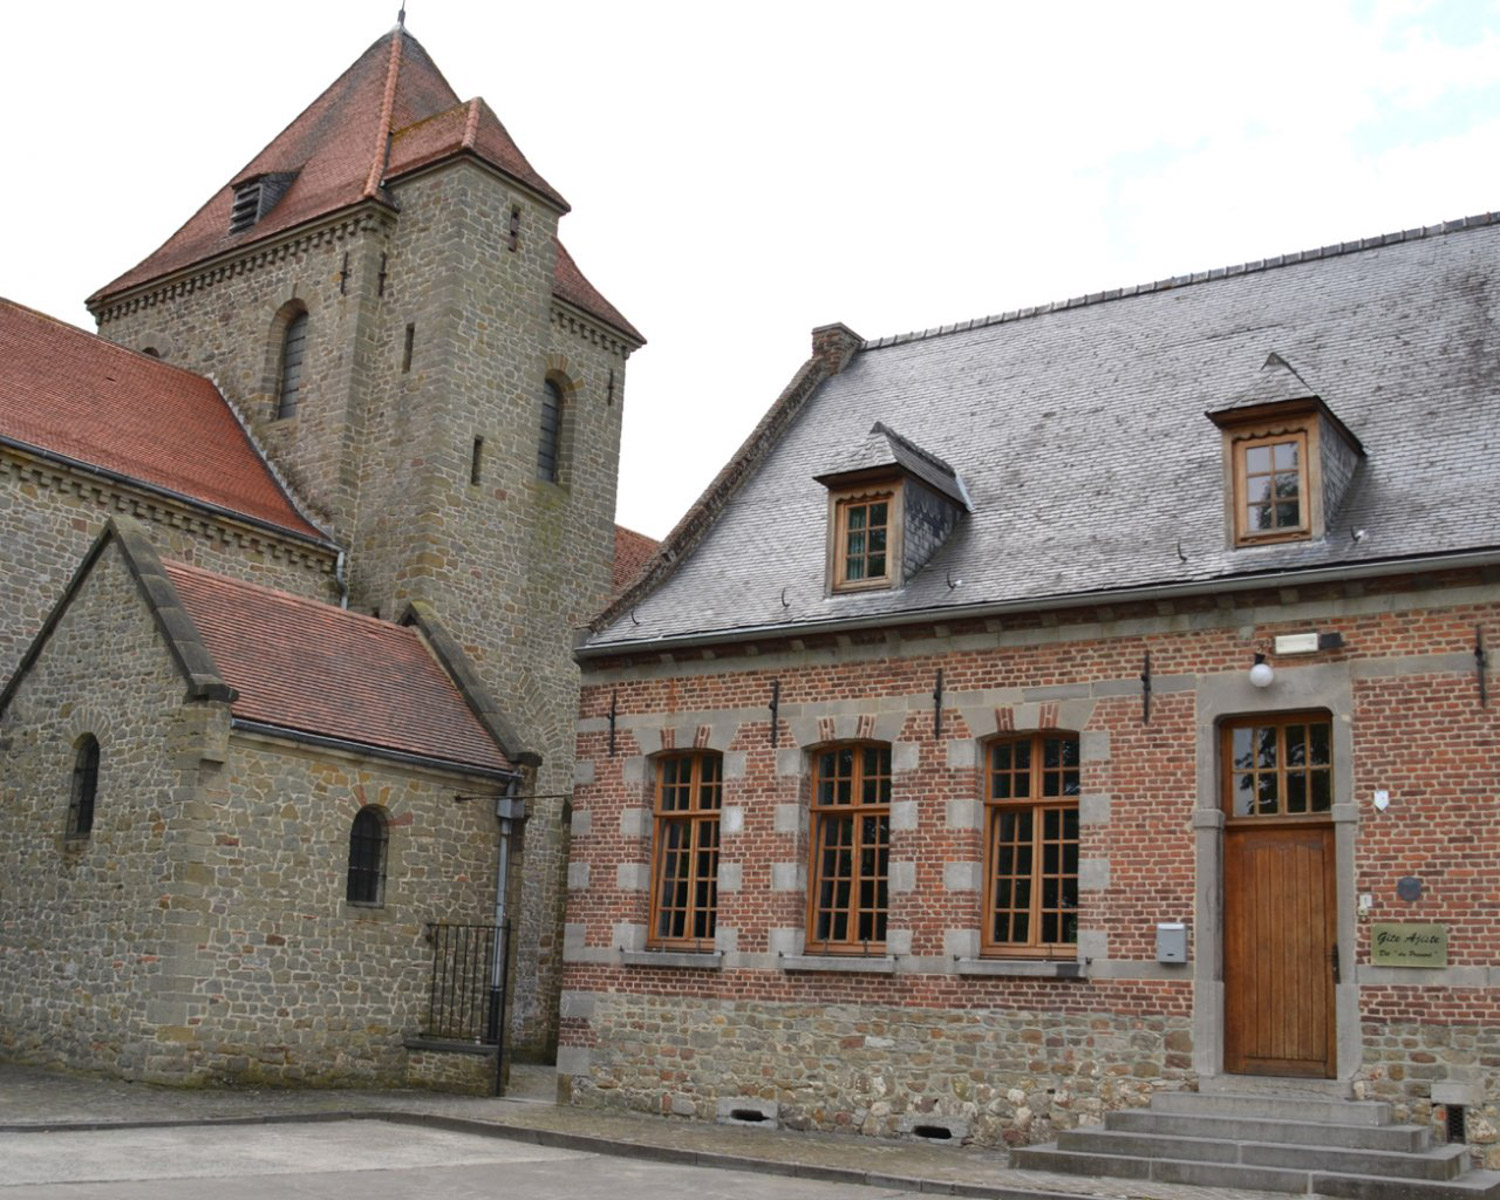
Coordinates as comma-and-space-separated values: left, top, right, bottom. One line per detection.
0, 538, 508, 1085
0, 450, 334, 688
563, 573, 1500, 1146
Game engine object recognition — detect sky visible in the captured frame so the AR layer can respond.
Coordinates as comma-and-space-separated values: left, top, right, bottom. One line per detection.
8, 1, 1500, 539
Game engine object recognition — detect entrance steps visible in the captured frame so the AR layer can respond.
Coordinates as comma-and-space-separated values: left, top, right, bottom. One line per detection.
1011, 1088, 1500, 1198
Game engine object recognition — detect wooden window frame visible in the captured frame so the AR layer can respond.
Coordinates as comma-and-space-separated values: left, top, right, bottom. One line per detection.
346, 806, 388, 906
1220, 711, 1334, 825
829, 482, 902, 593
648, 752, 722, 950
1214, 404, 1327, 548
982, 732, 1081, 958
807, 742, 891, 954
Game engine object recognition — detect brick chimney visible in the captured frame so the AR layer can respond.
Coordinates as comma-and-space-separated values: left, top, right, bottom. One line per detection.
811, 322, 863, 376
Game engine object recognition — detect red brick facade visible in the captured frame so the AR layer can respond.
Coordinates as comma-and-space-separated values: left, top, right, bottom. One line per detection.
563, 573, 1500, 1150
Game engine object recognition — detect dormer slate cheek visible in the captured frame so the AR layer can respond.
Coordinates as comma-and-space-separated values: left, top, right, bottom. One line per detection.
816, 421, 970, 593
1207, 361, 1364, 548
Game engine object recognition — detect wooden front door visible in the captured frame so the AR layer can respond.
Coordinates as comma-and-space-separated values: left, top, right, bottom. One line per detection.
1221, 714, 1337, 1078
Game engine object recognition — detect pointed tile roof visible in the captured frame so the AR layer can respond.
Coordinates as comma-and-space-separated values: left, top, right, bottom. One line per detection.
0, 298, 326, 542
91, 28, 567, 304
165, 560, 513, 774
815, 421, 971, 510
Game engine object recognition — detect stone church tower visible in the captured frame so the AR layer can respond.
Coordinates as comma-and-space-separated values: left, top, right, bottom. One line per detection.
85, 24, 644, 1058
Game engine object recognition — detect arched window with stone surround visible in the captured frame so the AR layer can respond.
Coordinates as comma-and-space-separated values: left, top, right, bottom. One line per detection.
346, 806, 388, 905
276, 309, 308, 420
67, 735, 100, 840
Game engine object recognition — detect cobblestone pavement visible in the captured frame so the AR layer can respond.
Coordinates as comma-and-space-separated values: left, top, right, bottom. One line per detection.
0, 1062, 1289, 1200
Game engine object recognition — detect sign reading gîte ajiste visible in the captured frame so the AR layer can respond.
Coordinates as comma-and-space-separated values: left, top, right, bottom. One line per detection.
1370, 923, 1448, 968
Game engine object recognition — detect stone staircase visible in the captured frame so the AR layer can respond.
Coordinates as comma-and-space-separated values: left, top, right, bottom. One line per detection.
1012, 1088, 1500, 1198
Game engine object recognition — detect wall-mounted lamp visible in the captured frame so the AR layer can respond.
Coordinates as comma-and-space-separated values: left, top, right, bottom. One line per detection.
1249, 653, 1275, 689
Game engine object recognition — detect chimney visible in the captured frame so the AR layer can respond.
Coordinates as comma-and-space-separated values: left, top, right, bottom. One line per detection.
811, 322, 863, 377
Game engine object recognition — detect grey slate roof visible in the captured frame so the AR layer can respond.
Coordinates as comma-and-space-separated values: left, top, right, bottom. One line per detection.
589, 215, 1500, 652
815, 422, 972, 510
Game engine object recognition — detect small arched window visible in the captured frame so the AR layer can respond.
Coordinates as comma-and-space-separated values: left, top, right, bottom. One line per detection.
67, 735, 100, 839
537, 379, 563, 482
346, 806, 388, 905
277, 310, 308, 420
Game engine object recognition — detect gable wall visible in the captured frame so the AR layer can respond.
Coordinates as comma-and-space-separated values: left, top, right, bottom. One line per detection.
0, 542, 208, 1075
0, 449, 335, 689
563, 575, 1500, 1157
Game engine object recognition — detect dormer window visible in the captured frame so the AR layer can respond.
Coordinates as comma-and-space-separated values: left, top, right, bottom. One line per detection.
1208, 354, 1364, 549
834, 487, 895, 590
816, 422, 970, 595
229, 171, 298, 234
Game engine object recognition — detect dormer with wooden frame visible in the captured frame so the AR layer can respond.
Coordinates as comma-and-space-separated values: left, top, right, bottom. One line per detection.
816, 423, 971, 595
1207, 354, 1364, 549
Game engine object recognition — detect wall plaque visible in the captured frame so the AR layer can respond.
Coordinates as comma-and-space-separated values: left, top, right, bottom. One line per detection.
1371, 923, 1448, 968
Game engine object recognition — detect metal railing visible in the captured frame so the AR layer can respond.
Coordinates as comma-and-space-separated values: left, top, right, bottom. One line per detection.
422, 921, 510, 1045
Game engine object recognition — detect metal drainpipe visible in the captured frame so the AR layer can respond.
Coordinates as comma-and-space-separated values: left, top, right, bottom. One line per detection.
488, 777, 526, 1096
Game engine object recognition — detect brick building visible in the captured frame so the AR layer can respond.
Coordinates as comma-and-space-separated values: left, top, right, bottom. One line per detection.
562, 214, 1500, 1178
0, 22, 642, 1086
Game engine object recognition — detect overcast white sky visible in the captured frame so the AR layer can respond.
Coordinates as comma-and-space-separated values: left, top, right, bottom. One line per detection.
8, 1, 1500, 538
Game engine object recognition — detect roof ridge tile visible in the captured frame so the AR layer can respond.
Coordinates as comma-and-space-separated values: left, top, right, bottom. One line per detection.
862, 209, 1500, 353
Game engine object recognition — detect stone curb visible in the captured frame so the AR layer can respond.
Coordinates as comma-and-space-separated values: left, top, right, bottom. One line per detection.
0, 1108, 1111, 1200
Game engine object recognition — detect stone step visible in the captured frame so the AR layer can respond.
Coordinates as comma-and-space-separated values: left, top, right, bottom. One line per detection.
1058, 1129, 1468, 1181
1011, 1146, 1500, 1198
1311, 1169, 1500, 1200
1148, 1089, 1392, 1126
1106, 1108, 1430, 1151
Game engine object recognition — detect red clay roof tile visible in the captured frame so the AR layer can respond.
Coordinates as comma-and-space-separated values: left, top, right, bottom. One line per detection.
165, 562, 511, 774
612, 525, 659, 595
91, 30, 566, 304
0, 299, 325, 541
554, 239, 645, 344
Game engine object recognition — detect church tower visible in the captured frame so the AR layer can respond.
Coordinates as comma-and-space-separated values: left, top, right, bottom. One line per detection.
86, 24, 644, 1058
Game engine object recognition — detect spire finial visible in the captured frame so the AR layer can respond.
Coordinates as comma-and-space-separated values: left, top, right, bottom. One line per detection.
397, 4, 406, 29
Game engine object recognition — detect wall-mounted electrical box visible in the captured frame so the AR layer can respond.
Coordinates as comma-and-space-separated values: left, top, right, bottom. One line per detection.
1156, 922, 1188, 964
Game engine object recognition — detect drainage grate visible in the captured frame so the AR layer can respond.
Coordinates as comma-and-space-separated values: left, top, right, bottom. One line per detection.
1447, 1104, 1468, 1143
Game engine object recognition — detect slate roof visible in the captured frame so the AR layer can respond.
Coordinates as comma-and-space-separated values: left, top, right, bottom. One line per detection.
0, 298, 327, 542
587, 214, 1500, 652
165, 561, 512, 774
88, 27, 639, 344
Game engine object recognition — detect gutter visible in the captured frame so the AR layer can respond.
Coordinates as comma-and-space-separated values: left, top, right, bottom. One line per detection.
0, 434, 339, 552
577, 546, 1500, 662
230, 718, 522, 783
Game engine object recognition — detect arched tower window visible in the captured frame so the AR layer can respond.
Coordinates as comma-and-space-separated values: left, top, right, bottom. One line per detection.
537, 378, 564, 482
277, 310, 308, 420
67, 735, 100, 839
346, 805, 388, 905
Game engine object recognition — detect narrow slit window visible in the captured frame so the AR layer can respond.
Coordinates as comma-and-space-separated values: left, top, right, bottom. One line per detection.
67, 735, 100, 840
537, 379, 563, 482
402, 323, 415, 373
508, 205, 521, 252
470, 436, 484, 486
277, 312, 308, 420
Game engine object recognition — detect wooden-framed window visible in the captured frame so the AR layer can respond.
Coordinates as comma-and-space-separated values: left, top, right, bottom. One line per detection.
649, 752, 722, 949
832, 487, 896, 592
346, 805, 388, 905
537, 379, 564, 483
808, 743, 890, 952
983, 732, 1080, 957
1221, 712, 1333, 819
1234, 429, 1309, 544
66, 735, 100, 840
277, 310, 308, 420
